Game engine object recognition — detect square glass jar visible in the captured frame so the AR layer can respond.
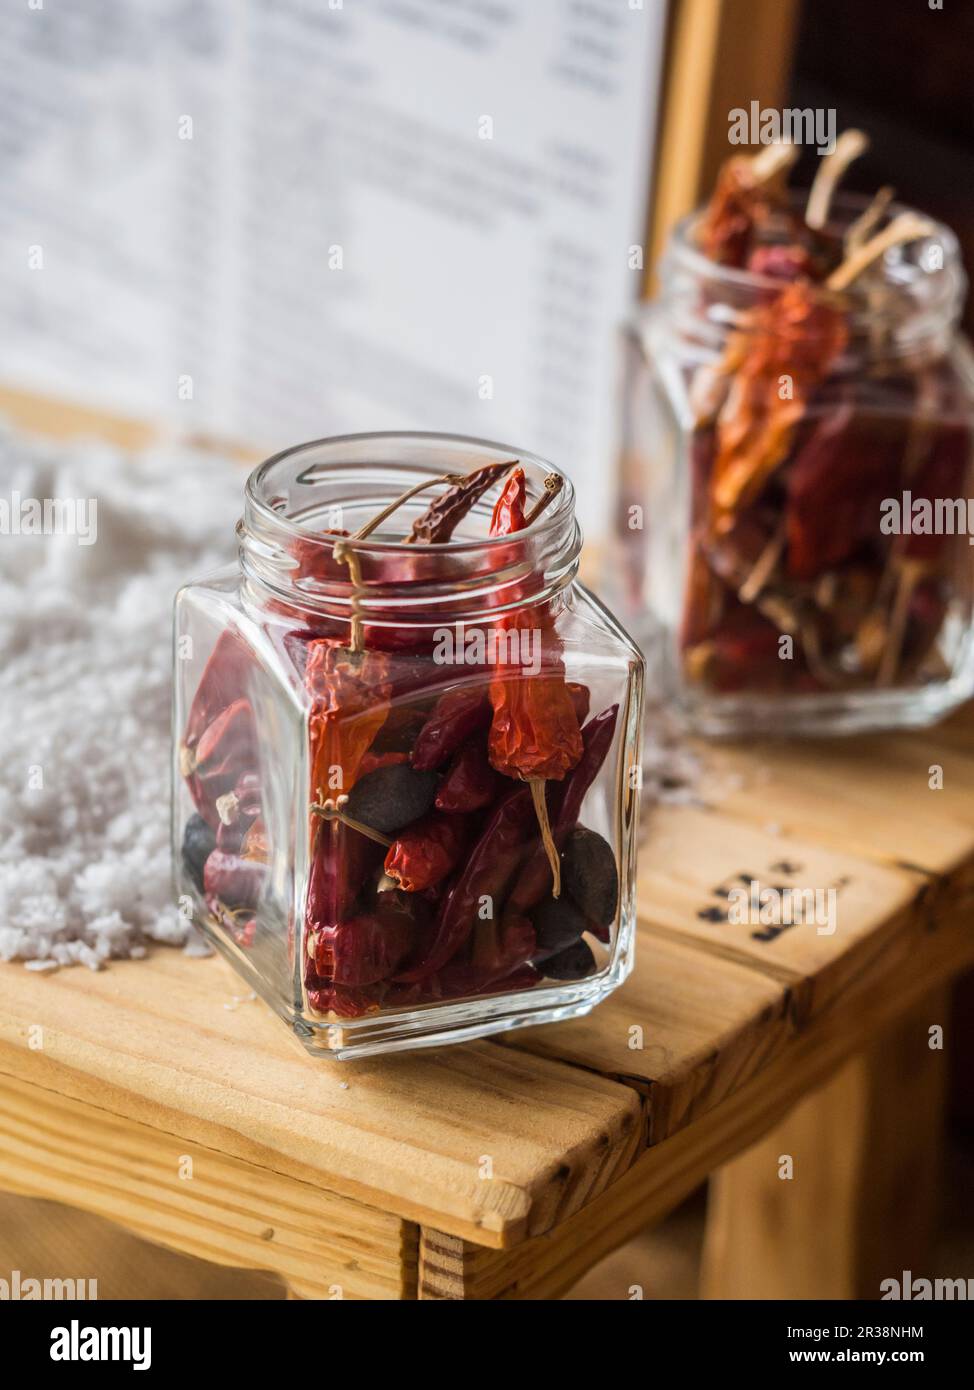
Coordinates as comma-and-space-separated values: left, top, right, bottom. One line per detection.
173, 434, 644, 1058
617, 198, 974, 737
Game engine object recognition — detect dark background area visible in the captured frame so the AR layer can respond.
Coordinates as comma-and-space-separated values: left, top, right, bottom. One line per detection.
789, 0, 974, 334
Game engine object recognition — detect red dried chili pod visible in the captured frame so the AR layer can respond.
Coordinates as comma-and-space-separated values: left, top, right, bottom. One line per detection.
899, 419, 971, 561
188, 699, 259, 829
182, 630, 253, 752
489, 466, 527, 535
203, 849, 267, 909
504, 704, 619, 919
566, 682, 591, 727
435, 738, 498, 813
306, 818, 384, 934
487, 643, 583, 783
314, 889, 422, 986
395, 785, 537, 982
384, 812, 468, 893
406, 460, 515, 544
306, 982, 383, 1018
785, 402, 898, 580
411, 686, 491, 771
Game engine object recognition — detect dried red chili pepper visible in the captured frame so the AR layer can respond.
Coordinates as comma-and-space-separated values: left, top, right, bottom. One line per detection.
485, 465, 582, 891
489, 465, 526, 535
384, 812, 468, 893
437, 962, 540, 1001
313, 892, 418, 987
395, 785, 537, 982
442, 914, 539, 996
406, 460, 516, 544
203, 849, 267, 909
305, 638, 393, 800
785, 402, 899, 580
746, 243, 817, 280
566, 681, 591, 727
306, 818, 384, 940
709, 280, 849, 533
188, 698, 259, 829
503, 704, 619, 921
487, 655, 583, 784
698, 145, 798, 267
434, 737, 498, 813
302, 636, 397, 975
181, 630, 253, 754
411, 685, 490, 771
899, 419, 971, 562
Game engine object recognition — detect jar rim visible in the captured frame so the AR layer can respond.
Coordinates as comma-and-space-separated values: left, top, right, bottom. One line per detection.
239, 431, 582, 622
245, 430, 576, 556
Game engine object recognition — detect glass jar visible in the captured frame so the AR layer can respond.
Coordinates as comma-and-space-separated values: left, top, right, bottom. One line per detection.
173, 433, 644, 1058
618, 196, 974, 736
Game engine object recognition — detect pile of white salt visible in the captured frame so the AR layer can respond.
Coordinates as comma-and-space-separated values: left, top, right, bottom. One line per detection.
0, 425, 241, 969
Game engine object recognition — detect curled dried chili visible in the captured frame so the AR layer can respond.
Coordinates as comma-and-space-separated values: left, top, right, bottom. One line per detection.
406, 459, 517, 544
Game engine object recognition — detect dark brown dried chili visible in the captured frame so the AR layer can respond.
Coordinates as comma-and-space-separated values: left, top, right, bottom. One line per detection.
405, 460, 516, 544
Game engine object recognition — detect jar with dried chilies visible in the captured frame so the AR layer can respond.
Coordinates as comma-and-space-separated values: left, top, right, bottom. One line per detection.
618, 134, 974, 736
173, 434, 644, 1057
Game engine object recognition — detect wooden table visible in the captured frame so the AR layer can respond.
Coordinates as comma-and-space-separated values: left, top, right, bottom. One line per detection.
3, 705, 972, 1300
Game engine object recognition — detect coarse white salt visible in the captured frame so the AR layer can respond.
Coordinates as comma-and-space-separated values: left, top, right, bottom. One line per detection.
0, 424, 245, 969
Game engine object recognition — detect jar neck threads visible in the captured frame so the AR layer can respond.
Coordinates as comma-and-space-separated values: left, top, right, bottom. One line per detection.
237, 432, 581, 627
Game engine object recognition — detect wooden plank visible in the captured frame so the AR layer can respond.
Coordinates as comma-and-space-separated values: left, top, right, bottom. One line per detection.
701, 724, 974, 882
0, 1072, 414, 1300
647, 0, 800, 287
700, 987, 950, 1299
501, 927, 791, 1144
0, 384, 157, 449
0, 952, 640, 1249
426, 900, 973, 1296
636, 805, 925, 1023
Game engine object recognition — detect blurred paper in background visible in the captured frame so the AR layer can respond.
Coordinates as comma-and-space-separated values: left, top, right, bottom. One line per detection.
0, 0, 666, 537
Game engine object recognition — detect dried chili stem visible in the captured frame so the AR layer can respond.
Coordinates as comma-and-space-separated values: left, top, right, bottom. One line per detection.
805, 129, 870, 231
876, 559, 925, 687
738, 523, 786, 604
331, 539, 366, 653
310, 794, 393, 848
523, 473, 563, 527
845, 185, 895, 254
826, 212, 936, 292
333, 473, 474, 651
529, 778, 561, 898
749, 141, 800, 186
